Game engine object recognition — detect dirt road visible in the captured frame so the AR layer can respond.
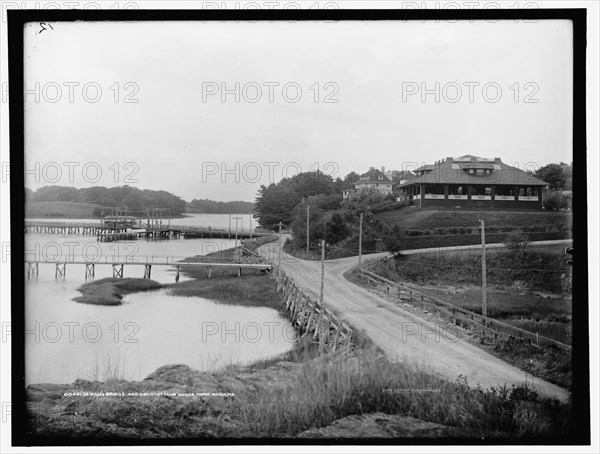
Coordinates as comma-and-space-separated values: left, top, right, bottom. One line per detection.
258, 239, 571, 402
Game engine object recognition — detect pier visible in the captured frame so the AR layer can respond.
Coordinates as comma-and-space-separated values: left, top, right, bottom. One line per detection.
25, 256, 272, 281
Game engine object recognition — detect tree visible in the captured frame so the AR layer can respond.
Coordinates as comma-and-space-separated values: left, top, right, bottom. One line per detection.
543, 191, 570, 210
324, 211, 350, 244
534, 164, 567, 190
383, 225, 405, 256
253, 171, 338, 229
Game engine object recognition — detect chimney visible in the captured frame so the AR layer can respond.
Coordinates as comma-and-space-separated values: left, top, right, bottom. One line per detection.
380, 166, 385, 174
369, 167, 375, 171
446, 157, 453, 162
494, 157, 501, 163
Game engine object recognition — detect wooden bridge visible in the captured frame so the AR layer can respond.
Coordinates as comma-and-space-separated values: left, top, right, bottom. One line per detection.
25, 256, 272, 281
25, 221, 271, 242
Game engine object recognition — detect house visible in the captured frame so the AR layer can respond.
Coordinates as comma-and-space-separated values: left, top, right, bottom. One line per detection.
343, 167, 393, 198
395, 155, 549, 209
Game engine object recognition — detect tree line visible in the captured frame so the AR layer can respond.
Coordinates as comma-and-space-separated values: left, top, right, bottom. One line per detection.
27, 185, 188, 216
187, 199, 254, 214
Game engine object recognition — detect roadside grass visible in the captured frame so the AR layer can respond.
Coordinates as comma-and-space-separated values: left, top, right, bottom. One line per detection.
73, 278, 163, 306
220, 347, 571, 438
374, 248, 571, 295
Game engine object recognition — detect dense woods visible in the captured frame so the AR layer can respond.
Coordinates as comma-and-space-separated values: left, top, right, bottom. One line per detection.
27, 185, 187, 216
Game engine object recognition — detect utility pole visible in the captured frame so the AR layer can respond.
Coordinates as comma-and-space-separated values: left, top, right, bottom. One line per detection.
249, 214, 253, 239
358, 213, 363, 268
228, 213, 231, 239
479, 219, 487, 317
233, 216, 241, 249
319, 239, 325, 304
278, 221, 283, 269
306, 204, 310, 254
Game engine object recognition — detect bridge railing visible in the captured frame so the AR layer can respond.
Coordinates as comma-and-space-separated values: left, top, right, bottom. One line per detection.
23, 255, 210, 264
358, 268, 571, 351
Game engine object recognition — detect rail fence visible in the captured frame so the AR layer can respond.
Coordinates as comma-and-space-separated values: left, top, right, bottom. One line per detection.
358, 268, 571, 351
273, 266, 353, 354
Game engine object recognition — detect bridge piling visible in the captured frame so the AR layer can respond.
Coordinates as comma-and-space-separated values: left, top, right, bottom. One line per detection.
113, 264, 124, 278
27, 262, 38, 279
55, 263, 66, 279
85, 263, 95, 279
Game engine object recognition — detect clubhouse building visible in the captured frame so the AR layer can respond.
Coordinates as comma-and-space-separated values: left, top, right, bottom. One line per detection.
395, 155, 549, 209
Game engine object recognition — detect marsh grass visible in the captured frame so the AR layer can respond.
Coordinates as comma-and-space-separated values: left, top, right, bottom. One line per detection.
74, 278, 163, 306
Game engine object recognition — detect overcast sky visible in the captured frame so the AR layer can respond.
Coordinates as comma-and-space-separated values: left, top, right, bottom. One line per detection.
23, 19, 573, 202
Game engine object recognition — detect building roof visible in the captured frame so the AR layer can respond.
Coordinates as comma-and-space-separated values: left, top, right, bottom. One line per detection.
396, 156, 548, 188
358, 168, 392, 184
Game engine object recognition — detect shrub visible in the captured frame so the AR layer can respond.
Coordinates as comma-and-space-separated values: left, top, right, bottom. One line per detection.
503, 230, 531, 253
543, 191, 570, 210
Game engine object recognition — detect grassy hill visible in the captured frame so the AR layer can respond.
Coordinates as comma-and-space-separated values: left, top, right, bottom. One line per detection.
25, 201, 102, 219
376, 207, 572, 250
377, 207, 572, 230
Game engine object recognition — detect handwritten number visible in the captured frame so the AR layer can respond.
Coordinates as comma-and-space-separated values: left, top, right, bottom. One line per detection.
39, 23, 54, 34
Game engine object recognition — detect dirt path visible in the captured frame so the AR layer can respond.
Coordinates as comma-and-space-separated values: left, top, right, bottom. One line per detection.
259, 239, 570, 402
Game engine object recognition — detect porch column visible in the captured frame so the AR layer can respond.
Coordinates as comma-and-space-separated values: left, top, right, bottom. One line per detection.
444, 185, 449, 200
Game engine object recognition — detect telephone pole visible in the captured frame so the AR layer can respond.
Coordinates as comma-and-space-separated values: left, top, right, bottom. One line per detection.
228, 213, 231, 239
233, 216, 242, 249
358, 213, 364, 268
479, 219, 487, 317
278, 221, 283, 269
306, 204, 310, 254
319, 240, 325, 304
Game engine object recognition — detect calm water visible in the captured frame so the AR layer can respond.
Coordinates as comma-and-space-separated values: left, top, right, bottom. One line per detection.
25, 214, 293, 385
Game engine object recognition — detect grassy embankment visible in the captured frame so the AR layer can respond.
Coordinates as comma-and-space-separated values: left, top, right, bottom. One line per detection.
378, 208, 572, 250
346, 245, 573, 389
36, 239, 573, 439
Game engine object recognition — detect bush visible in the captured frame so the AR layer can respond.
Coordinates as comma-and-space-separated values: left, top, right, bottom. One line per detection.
503, 230, 531, 253
543, 191, 570, 210
383, 225, 405, 256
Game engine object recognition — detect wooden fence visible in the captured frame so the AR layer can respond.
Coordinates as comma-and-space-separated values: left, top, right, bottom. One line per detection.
273, 266, 353, 353
359, 268, 571, 351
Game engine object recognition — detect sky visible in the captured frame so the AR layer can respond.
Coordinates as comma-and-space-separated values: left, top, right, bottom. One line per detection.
23, 19, 573, 202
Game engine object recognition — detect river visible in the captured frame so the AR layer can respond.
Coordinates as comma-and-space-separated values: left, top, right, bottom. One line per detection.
24, 214, 294, 385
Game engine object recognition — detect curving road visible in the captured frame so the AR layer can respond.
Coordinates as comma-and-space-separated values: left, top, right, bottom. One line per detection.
258, 238, 572, 402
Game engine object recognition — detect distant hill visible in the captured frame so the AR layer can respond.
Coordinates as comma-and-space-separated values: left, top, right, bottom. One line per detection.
187, 199, 254, 214
25, 201, 103, 219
